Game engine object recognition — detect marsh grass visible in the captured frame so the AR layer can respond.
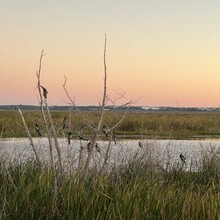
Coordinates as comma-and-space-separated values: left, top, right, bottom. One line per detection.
1, 111, 220, 139
1, 148, 220, 219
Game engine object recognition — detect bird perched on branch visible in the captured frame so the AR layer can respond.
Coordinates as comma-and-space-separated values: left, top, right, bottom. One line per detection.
40, 85, 48, 99
138, 141, 143, 148
87, 142, 92, 152
35, 123, 41, 136
102, 125, 110, 137
87, 142, 100, 153
112, 134, 117, 145
62, 117, 68, 129
179, 153, 186, 165
67, 132, 72, 145
95, 143, 101, 154
78, 135, 88, 141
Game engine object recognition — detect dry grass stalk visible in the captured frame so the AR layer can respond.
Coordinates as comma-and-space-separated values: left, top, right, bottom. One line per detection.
17, 107, 41, 165
2, 161, 17, 192
78, 139, 85, 170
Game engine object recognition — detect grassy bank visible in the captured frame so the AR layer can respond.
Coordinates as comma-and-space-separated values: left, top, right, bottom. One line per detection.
1, 110, 220, 139
1, 153, 220, 219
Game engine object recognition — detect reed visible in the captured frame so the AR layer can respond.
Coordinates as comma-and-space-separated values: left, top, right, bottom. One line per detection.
2, 111, 220, 139
0, 149, 220, 219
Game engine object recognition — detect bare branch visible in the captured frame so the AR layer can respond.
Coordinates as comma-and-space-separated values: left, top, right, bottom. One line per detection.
84, 34, 108, 172
106, 91, 127, 106
35, 50, 54, 169
96, 33, 107, 132
63, 75, 95, 132
111, 101, 132, 131
36, 50, 46, 105
36, 50, 46, 77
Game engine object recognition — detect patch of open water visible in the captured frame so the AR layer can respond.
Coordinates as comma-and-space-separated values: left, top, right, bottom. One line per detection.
0, 138, 220, 170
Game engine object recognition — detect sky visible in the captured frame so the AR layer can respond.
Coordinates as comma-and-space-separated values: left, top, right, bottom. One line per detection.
0, 0, 220, 107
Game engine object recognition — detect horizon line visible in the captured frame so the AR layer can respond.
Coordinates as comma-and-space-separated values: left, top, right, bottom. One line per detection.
1, 104, 220, 109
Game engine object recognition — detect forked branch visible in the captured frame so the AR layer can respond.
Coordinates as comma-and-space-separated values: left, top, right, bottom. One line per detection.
62, 76, 95, 132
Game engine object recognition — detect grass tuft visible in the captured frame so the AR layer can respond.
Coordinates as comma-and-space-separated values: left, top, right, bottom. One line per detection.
0, 150, 220, 219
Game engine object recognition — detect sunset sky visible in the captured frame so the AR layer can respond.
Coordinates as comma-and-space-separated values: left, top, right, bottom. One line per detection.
1, 1, 220, 107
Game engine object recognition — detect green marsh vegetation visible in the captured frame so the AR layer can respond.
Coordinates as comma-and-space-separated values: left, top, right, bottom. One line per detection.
1, 149, 220, 219
1, 110, 220, 139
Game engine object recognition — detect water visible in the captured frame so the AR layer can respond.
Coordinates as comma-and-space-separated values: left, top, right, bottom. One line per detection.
1, 138, 220, 170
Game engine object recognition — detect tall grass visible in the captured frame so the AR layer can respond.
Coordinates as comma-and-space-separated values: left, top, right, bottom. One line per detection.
1, 149, 220, 219
2, 111, 220, 139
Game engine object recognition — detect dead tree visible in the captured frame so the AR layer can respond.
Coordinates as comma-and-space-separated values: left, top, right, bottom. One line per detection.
63, 35, 132, 174
36, 51, 63, 172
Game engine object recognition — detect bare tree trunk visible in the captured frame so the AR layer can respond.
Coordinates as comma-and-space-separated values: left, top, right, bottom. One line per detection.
83, 34, 107, 172
97, 34, 107, 132
36, 50, 54, 169
101, 137, 112, 173
44, 101, 63, 171
84, 134, 98, 171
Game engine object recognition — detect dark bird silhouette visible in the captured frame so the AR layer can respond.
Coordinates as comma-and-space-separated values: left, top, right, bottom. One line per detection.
102, 125, 110, 137
80, 145, 84, 151
95, 143, 101, 154
35, 123, 41, 136
138, 141, 143, 148
62, 117, 68, 129
179, 153, 186, 164
87, 142, 100, 153
67, 132, 72, 145
87, 142, 92, 152
112, 134, 117, 145
78, 135, 88, 141
40, 85, 48, 99
78, 135, 83, 140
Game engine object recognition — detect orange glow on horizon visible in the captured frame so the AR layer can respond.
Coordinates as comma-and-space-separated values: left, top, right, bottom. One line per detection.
1, 1, 220, 107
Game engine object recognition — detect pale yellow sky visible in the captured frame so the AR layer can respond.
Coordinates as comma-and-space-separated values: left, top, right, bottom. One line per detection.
0, 1, 220, 107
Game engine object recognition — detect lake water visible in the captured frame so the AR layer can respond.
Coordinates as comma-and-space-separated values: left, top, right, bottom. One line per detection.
1, 138, 220, 170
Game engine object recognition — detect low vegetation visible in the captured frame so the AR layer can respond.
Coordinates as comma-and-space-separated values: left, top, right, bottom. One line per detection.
1, 110, 220, 139
1, 148, 220, 219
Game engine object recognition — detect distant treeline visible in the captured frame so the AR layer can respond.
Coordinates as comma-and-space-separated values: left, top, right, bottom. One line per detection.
1, 105, 220, 112
0, 105, 129, 111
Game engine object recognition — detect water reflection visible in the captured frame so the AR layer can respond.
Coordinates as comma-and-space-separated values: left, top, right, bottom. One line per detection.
1, 138, 220, 171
